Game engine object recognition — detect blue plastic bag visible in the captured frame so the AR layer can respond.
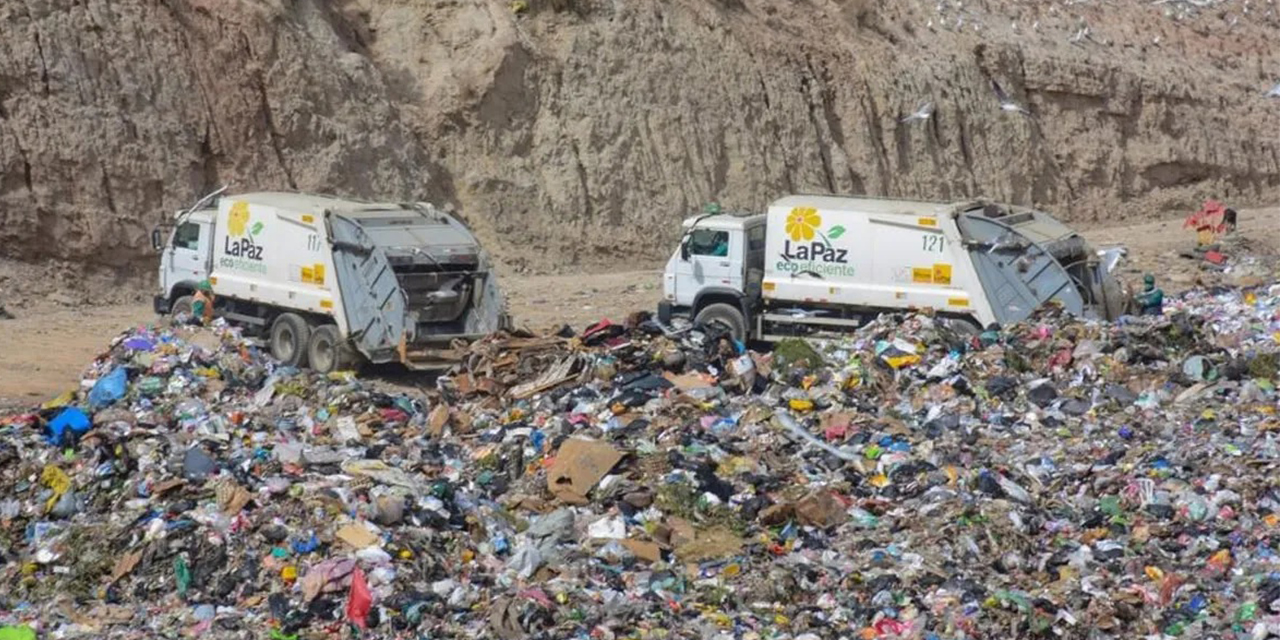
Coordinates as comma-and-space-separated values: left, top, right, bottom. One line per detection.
122, 336, 155, 351
88, 367, 128, 409
46, 407, 91, 446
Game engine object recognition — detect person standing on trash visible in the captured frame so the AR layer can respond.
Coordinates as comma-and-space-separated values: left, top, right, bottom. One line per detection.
191, 280, 216, 325
1134, 274, 1164, 316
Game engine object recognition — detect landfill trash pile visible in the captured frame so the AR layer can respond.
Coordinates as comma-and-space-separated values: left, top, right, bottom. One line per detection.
7, 288, 1280, 639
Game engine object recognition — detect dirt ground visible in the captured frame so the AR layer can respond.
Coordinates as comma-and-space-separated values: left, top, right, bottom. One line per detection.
2, 207, 1276, 409
0, 270, 664, 410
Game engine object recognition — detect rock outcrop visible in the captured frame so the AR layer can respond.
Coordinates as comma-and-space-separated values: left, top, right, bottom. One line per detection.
1, 0, 1278, 272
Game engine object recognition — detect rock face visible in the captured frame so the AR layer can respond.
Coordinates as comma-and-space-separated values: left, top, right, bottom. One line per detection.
1, 0, 1278, 273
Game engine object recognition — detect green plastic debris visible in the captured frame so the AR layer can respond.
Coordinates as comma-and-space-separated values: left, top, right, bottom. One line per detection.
773, 338, 825, 369
136, 376, 165, 397
268, 630, 299, 640
175, 555, 191, 597
1099, 495, 1123, 518
849, 507, 879, 528
994, 589, 1032, 612
0, 626, 37, 640
1237, 602, 1258, 622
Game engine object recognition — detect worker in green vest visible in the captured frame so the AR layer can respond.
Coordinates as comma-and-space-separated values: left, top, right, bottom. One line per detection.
191, 280, 215, 325
1134, 274, 1164, 316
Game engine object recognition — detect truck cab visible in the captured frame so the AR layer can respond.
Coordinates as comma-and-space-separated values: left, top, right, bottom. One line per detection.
152, 207, 216, 316
659, 213, 766, 339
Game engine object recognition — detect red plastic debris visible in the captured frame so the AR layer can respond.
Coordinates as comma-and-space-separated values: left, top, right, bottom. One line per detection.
1184, 200, 1228, 234
345, 566, 372, 629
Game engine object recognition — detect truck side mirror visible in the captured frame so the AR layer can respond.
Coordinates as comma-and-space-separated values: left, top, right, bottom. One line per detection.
680, 241, 691, 262
150, 228, 163, 251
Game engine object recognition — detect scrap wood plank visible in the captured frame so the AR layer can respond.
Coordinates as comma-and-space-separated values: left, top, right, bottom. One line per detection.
509, 356, 580, 399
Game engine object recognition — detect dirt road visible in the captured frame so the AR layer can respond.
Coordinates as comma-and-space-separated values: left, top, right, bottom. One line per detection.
2, 208, 1275, 408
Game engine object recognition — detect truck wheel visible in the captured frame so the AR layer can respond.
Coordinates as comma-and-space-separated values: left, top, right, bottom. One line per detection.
695, 303, 747, 343
944, 317, 981, 337
307, 325, 357, 373
170, 295, 194, 317
270, 313, 311, 368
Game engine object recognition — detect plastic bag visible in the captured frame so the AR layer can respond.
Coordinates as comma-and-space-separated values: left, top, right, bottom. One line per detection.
45, 407, 90, 447
88, 367, 128, 409
345, 566, 372, 629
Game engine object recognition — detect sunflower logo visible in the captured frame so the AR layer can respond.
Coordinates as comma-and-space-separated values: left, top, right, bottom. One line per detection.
226, 201, 263, 237
227, 202, 250, 236
786, 207, 821, 242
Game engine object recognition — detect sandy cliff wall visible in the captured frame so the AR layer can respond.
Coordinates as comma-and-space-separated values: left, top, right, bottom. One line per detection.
1, 0, 1277, 272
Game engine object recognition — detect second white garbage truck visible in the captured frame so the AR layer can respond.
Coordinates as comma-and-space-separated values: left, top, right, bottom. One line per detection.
658, 194, 1128, 341
152, 190, 509, 372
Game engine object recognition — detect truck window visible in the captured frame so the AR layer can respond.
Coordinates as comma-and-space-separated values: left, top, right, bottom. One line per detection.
174, 222, 201, 251
688, 229, 729, 257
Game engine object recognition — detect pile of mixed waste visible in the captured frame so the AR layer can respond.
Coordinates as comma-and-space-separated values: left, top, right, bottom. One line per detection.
4, 285, 1280, 639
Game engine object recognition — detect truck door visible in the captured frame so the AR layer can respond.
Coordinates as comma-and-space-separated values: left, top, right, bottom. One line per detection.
673, 229, 741, 305
744, 223, 766, 301
164, 220, 212, 290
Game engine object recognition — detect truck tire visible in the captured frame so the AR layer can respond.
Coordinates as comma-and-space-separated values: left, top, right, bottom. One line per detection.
944, 317, 981, 337
695, 303, 747, 343
270, 313, 311, 368
307, 324, 358, 373
170, 295, 194, 317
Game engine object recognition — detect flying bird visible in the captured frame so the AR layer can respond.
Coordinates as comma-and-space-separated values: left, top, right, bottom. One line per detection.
992, 80, 1034, 117
900, 102, 935, 123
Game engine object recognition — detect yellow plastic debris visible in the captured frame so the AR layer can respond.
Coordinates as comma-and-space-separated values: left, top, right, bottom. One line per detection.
41, 390, 75, 410
716, 457, 753, 476
41, 465, 71, 511
883, 354, 922, 370
789, 399, 814, 412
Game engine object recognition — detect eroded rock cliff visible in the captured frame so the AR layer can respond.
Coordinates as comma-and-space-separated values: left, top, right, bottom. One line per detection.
1, 0, 1277, 272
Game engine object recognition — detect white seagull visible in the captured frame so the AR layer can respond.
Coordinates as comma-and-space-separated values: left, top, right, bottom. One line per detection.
992, 80, 1034, 117
1268, 82, 1280, 98
900, 102, 935, 123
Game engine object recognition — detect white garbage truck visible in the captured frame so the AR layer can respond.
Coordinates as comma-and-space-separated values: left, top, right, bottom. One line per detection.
152, 190, 509, 371
657, 194, 1128, 341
